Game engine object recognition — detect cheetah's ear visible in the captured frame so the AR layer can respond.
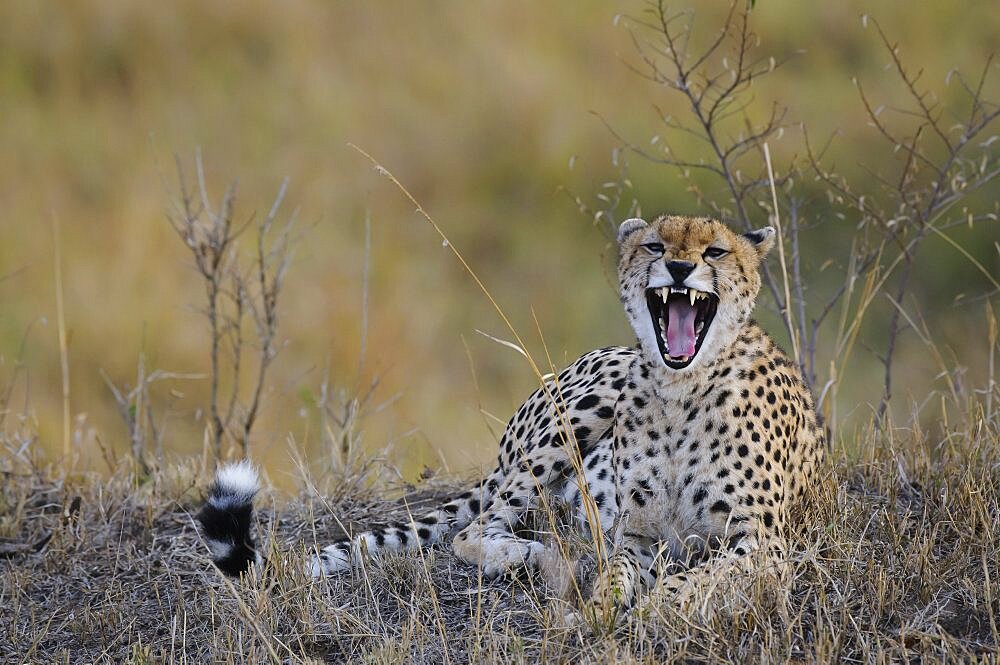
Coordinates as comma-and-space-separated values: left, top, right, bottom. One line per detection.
617, 218, 648, 245
742, 226, 776, 257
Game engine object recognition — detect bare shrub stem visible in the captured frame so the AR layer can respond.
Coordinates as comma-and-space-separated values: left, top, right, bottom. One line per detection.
168, 152, 294, 461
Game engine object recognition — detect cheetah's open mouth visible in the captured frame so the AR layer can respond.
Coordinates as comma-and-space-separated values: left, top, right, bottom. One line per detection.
645, 286, 719, 369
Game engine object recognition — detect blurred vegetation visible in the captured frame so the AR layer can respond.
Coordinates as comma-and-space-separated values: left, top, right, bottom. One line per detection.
0, 1, 996, 487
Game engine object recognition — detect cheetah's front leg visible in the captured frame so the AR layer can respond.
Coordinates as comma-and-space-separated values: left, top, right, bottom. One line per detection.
644, 534, 788, 616
588, 535, 657, 617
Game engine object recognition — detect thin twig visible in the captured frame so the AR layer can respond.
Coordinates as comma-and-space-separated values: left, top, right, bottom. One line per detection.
51, 212, 71, 462
763, 143, 800, 366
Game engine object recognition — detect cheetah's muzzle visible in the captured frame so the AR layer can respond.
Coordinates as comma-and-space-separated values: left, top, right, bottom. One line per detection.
645, 286, 719, 369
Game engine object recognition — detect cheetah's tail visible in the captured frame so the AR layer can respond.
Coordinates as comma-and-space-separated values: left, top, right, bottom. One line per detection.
197, 461, 263, 577
310, 471, 502, 577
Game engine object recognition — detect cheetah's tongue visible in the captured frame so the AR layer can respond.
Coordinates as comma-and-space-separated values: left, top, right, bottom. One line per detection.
666, 299, 698, 358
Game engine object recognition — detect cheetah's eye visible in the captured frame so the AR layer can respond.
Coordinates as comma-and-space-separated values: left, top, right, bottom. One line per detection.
642, 243, 665, 256
704, 247, 729, 260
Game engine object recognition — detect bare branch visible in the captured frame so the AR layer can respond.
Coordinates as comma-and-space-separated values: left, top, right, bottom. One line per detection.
168, 155, 294, 460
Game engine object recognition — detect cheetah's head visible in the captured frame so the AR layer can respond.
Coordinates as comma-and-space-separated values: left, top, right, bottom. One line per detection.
617, 215, 774, 372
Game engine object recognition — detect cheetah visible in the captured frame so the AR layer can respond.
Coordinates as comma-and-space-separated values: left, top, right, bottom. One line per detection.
199, 214, 825, 612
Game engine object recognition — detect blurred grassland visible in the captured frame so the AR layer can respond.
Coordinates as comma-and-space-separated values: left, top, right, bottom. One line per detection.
0, 1, 997, 487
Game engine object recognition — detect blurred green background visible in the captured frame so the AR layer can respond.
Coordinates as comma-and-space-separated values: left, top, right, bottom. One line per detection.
1, 1, 996, 487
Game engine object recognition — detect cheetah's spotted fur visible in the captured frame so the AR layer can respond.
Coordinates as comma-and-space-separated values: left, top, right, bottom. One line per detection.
201, 214, 825, 612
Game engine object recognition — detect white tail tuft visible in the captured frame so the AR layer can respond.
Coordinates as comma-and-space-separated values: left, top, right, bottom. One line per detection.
209, 461, 259, 509
216, 461, 259, 494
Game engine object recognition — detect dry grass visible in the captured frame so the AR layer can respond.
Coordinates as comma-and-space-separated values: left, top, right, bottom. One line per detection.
3, 404, 997, 663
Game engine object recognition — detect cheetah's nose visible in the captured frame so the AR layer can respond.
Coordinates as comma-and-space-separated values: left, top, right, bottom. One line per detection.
666, 260, 695, 284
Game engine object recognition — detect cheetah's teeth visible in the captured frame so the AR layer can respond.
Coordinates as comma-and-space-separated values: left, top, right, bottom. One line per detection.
658, 286, 711, 305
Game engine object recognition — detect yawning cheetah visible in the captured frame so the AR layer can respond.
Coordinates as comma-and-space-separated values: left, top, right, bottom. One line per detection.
199, 214, 825, 611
